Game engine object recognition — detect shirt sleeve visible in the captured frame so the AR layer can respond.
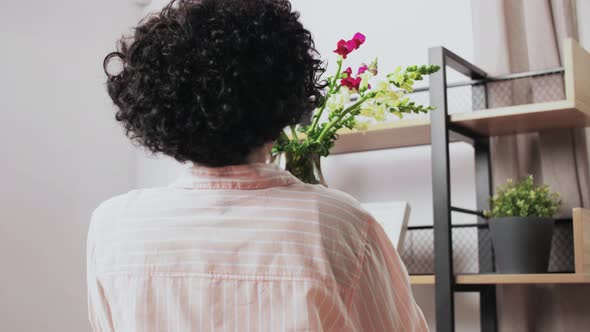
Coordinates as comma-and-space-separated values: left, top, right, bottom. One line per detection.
87, 216, 114, 332
348, 217, 429, 331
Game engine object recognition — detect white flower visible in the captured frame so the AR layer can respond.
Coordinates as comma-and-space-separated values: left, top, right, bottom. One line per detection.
359, 73, 372, 91
326, 89, 350, 111
374, 81, 403, 106
360, 102, 387, 121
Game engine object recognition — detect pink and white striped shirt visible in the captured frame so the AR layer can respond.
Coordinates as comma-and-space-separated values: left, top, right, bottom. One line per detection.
87, 163, 427, 331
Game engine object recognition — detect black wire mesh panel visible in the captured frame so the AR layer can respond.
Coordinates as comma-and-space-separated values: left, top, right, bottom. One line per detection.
401, 227, 479, 275
406, 86, 474, 115
400, 221, 574, 275
477, 227, 494, 273
485, 73, 566, 108
548, 221, 575, 272
402, 71, 566, 118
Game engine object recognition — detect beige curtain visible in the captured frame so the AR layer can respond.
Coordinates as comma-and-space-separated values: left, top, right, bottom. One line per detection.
472, 0, 589, 212
471, 0, 590, 331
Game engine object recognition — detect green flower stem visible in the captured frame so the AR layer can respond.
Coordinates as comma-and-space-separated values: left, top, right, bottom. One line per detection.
309, 105, 326, 135
308, 59, 343, 134
290, 125, 298, 140
316, 94, 371, 143
277, 130, 289, 144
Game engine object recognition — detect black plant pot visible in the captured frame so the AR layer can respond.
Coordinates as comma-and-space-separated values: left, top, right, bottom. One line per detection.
488, 217, 554, 273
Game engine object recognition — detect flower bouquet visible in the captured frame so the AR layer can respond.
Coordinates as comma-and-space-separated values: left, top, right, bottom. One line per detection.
272, 32, 439, 185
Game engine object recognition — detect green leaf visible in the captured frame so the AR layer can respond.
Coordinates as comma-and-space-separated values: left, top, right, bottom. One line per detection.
485, 175, 561, 218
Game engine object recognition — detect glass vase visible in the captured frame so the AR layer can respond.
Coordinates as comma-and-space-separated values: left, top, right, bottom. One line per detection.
275, 152, 327, 186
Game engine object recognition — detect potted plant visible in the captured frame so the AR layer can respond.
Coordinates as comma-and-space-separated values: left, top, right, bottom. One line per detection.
484, 176, 561, 273
272, 32, 439, 185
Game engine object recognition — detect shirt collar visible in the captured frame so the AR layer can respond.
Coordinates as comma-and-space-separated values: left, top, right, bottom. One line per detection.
169, 163, 301, 190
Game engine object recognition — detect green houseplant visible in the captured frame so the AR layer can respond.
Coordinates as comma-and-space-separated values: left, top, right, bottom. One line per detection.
484, 176, 561, 273
272, 32, 439, 185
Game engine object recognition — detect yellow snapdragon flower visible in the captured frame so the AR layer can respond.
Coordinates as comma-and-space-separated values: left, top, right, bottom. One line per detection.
374, 81, 403, 106
359, 72, 372, 91
360, 102, 387, 121
325, 89, 350, 112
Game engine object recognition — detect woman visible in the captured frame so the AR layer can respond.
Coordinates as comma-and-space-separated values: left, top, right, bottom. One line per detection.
89, 0, 427, 331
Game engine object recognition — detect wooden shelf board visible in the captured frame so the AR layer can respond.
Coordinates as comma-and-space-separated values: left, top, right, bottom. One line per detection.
331, 119, 430, 154
409, 275, 436, 285
457, 273, 590, 284
409, 273, 590, 285
409, 208, 590, 286
451, 100, 590, 137
573, 208, 590, 274
331, 100, 590, 155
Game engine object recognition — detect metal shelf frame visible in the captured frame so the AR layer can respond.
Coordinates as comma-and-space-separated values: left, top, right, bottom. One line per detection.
428, 46, 497, 332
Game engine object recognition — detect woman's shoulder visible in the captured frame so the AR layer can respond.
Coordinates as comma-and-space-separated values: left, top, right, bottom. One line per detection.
287, 183, 373, 222
279, 183, 375, 251
93, 190, 137, 218
90, 189, 148, 233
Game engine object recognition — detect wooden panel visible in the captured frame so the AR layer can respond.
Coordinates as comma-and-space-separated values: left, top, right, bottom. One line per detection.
573, 208, 590, 274
291, 118, 466, 154
331, 119, 430, 154
329, 101, 590, 154
409, 275, 435, 285
456, 273, 590, 284
564, 39, 576, 103
409, 273, 590, 285
451, 100, 590, 137
564, 38, 590, 116
331, 119, 478, 154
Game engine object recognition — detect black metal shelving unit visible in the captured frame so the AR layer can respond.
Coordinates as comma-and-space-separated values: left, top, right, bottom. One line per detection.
327, 39, 590, 332
424, 45, 580, 332
427, 46, 498, 332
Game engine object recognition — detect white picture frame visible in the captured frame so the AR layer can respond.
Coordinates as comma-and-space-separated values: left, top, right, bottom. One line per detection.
361, 201, 410, 254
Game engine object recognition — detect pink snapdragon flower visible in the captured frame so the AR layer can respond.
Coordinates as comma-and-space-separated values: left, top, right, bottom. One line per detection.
352, 32, 366, 49
357, 64, 369, 75
333, 32, 366, 58
334, 40, 355, 59
341, 64, 374, 91
340, 76, 362, 91
343, 67, 353, 78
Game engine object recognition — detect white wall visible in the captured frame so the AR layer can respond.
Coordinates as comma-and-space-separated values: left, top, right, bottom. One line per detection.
0, 1, 143, 331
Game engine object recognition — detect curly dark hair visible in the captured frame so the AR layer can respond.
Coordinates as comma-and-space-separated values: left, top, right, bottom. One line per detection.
104, 0, 325, 166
